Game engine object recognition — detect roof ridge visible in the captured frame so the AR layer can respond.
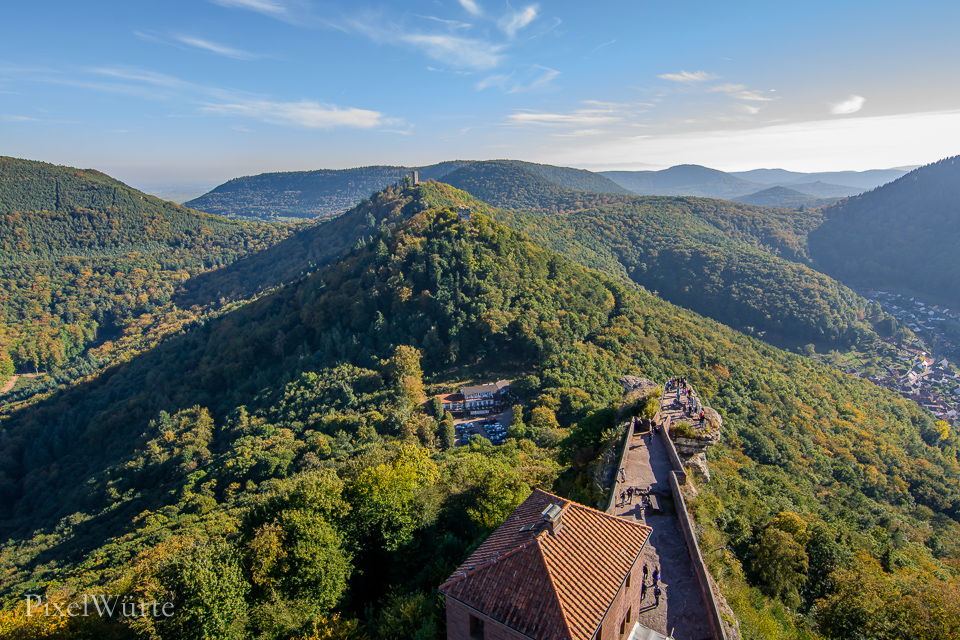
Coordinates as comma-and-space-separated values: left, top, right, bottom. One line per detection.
534, 539, 575, 640
567, 499, 653, 533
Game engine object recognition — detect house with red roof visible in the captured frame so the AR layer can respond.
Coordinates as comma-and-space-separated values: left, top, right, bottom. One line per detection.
439, 488, 654, 640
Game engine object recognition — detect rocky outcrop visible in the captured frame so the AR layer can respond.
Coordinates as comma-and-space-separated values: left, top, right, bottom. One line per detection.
620, 375, 658, 397
670, 407, 722, 480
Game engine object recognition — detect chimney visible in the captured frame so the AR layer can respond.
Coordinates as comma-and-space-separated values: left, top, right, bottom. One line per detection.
541, 503, 563, 536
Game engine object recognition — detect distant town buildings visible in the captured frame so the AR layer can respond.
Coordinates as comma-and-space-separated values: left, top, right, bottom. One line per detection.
860, 289, 960, 425
439, 489, 653, 640
458, 206, 472, 221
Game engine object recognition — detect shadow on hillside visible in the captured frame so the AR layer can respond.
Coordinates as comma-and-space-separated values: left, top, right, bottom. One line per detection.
0, 285, 294, 593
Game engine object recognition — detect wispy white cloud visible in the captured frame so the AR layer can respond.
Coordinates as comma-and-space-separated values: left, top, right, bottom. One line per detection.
499, 4, 539, 37
209, 0, 290, 18
90, 66, 191, 89
138, 30, 265, 60
345, 15, 503, 70
202, 100, 384, 129
477, 65, 558, 92
592, 39, 616, 52
416, 15, 472, 30
175, 36, 262, 60
831, 95, 865, 115
552, 128, 610, 138
507, 109, 622, 127
458, 0, 483, 17
19, 63, 394, 131
658, 70, 716, 83
2, 114, 39, 122
398, 33, 503, 69
708, 83, 745, 93
506, 100, 653, 130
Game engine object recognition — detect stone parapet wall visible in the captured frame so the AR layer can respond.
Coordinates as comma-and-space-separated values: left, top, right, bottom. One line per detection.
668, 471, 732, 640
605, 419, 635, 513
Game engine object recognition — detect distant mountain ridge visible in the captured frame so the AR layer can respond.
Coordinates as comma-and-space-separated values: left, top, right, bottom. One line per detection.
184, 161, 469, 220
601, 164, 905, 202
731, 167, 908, 190
186, 159, 629, 221
601, 164, 758, 198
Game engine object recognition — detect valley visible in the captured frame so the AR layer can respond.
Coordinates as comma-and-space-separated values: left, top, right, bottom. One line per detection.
0, 159, 959, 640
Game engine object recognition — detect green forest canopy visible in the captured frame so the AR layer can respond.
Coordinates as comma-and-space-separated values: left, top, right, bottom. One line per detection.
0, 183, 958, 639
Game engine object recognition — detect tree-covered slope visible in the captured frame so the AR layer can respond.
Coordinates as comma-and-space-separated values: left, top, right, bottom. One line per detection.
507, 160, 631, 194
185, 160, 627, 222
435, 167, 881, 348
0, 157, 294, 390
185, 162, 464, 220
184, 161, 469, 220
440, 160, 629, 212
731, 186, 839, 209
1, 182, 958, 639
809, 156, 960, 307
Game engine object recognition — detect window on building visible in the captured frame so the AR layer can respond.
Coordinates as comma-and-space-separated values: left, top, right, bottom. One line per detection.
620, 616, 626, 635
594, 623, 602, 639
627, 607, 632, 623
626, 571, 631, 588
469, 614, 485, 640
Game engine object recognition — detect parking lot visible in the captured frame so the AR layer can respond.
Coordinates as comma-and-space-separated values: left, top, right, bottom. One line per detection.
454, 408, 513, 446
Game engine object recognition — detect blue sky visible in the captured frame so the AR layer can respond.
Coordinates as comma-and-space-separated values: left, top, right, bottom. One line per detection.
3, 0, 959, 191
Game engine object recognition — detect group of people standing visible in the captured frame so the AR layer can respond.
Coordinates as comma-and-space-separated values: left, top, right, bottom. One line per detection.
668, 377, 707, 430
640, 563, 663, 607
618, 483, 654, 509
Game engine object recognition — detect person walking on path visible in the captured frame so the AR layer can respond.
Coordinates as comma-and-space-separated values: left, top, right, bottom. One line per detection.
643, 564, 648, 581
654, 584, 662, 607
641, 582, 648, 602
652, 566, 659, 585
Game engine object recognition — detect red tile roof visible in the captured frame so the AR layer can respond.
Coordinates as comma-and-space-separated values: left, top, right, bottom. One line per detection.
439, 488, 652, 640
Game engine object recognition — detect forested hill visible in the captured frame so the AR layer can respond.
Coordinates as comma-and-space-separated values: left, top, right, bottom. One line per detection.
441, 160, 629, 211
730, 186, 839, 209
184, 161, 468, 221
0, 156, 281, 255
435, 164, 884, 348
809, 156, 960, 307
506, 160, 630, 194
185, 160, 628, 222
0, 157, 294, 394
602, 164, 761, 197
1, 182, 958, 639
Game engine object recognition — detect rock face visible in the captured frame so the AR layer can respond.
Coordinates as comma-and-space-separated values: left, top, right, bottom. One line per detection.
620, 375, 658, 397
670, 407, 722, 480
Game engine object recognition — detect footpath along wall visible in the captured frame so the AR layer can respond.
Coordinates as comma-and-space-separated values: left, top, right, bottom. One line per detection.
661, 413, 731, 640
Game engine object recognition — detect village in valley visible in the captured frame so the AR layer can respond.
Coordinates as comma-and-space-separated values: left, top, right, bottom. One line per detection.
836, 290, 960, 427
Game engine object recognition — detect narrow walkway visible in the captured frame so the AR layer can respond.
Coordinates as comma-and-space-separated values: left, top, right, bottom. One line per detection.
612, 385, 713, 640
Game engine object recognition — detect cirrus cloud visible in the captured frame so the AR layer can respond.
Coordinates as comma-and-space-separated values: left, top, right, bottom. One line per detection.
831, 95, 865, 115
658, 70, 716, 83
201, 100, 385, 129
